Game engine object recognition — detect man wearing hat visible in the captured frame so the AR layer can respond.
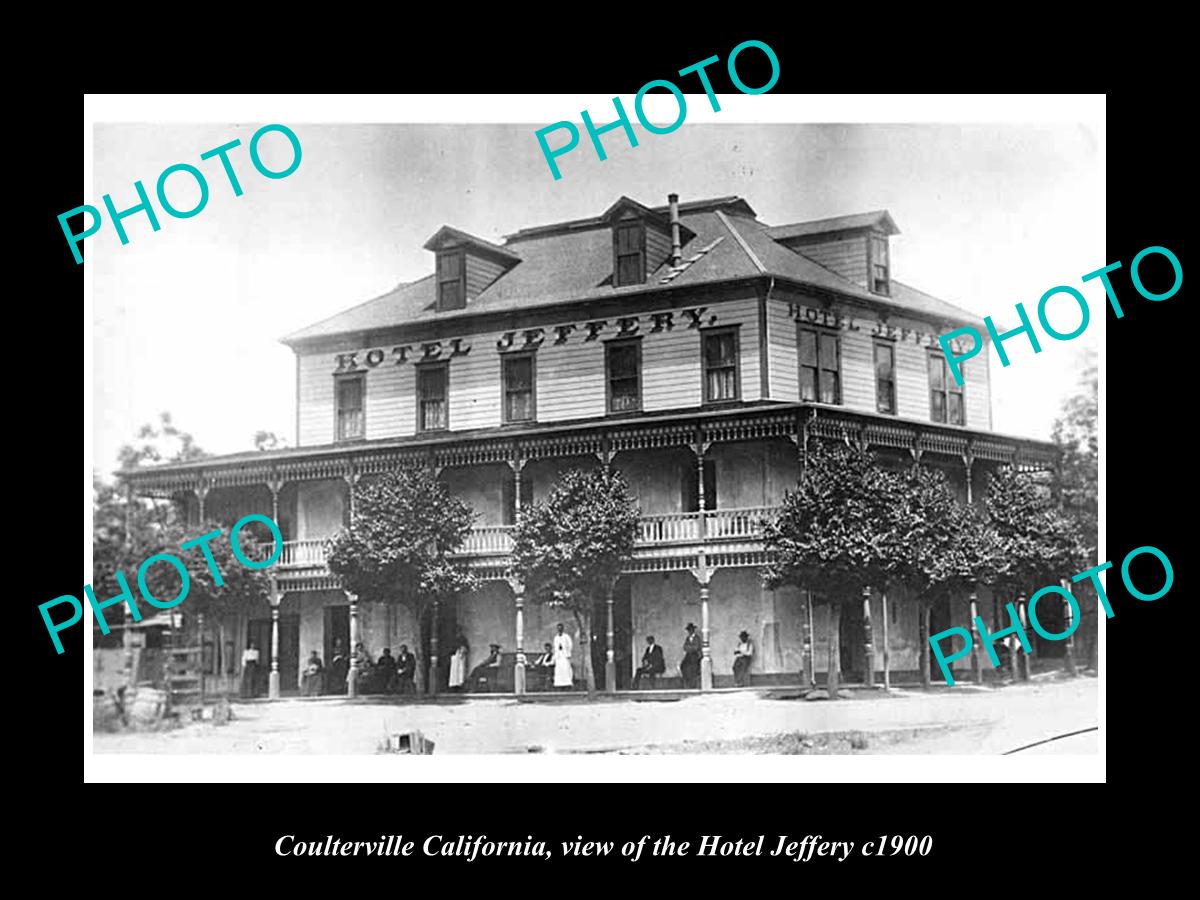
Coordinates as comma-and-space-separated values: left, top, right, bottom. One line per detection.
733, 630, 754, 687
680, 623, 702, 689
469, 643, 503, 692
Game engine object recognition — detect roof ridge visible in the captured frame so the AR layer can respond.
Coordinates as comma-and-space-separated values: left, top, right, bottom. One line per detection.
714, 210, 765, 274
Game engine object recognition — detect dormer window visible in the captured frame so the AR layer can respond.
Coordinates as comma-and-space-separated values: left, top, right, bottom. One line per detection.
870, 234, 890, 295
436, 250, 466, 311
614, 222, 646, 286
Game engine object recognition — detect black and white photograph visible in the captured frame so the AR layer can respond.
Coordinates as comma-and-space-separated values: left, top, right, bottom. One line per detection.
84, 99, 1103, 773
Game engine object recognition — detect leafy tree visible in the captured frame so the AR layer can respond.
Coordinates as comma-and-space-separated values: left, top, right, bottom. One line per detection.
117, 412, 209, 469
253, 430, 288, 452
888, 466, 1002, 687
326, 467, 478, 692
510, 466, 641, 696
761, 441, 902, 699
1052, 349, 1098, 553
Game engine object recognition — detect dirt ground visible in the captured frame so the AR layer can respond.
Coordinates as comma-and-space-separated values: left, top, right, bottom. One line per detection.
92, 675, 1097, 755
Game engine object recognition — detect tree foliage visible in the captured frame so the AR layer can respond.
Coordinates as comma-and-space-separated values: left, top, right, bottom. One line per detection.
1052, 350, 1098, 553
117, 412, 209, 469
253, 430, 288, 452
326, 467, 479, 617
510, 466, 641, 694
761, 440, 901, 598
985, 466, 1088, 593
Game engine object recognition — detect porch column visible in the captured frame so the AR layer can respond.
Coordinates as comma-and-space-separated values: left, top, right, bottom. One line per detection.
513, 581, 526, 695
194, 481, 209, 525
963, 450, 975, 505
699, 581, 713, 691
124, 483, 137, 688
918, 602, 931, 689
1016, 594, 1031, 681
880, 593, 890, 691
347, 591, 360, 698
969, 587, 982, 684
1061, 578, 1077, 677
429, 598, 440, 695
862, 586, 875, 688
605, 591, 616, 693
268, 577, 281, 699
802, 591, 814, 688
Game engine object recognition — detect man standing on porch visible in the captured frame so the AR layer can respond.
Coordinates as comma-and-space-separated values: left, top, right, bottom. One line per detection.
553, 623, 574, 689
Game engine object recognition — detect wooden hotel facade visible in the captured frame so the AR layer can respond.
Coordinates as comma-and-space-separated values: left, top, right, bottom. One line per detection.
119, 194, 1057, 697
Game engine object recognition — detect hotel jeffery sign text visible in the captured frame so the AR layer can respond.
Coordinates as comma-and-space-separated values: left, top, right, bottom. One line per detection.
787, 303, 974, 355
332, 306, 720, 372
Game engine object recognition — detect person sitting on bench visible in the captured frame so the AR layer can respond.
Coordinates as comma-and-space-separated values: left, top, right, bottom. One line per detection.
469, 643, 502, 691
396, 644, 417, 695
531, 642, 555, 689
632, 635, 666, 689
301, 650, 324, 696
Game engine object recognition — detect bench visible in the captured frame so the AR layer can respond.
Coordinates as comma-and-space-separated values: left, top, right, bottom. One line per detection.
467, 652, 562, 693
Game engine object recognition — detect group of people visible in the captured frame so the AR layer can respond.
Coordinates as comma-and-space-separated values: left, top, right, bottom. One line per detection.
447, 623, 577, 692
632, 625, 756, 689
299, 640, 418, 696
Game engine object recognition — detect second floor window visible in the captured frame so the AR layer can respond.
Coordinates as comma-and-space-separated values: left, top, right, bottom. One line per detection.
503, 353, 535, 423
874, 341, 896, 415
614, 222, 645, 286
437, 250, 466, 311
928, 353, 965, 425
799, 327, 840, 404
606, 340, 642, 413
703, 328, 740, 403
418, 364, 448, 431
335, 374, 364, 441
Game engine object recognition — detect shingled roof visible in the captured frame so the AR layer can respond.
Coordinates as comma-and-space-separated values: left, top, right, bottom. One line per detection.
282, 197, 979, 346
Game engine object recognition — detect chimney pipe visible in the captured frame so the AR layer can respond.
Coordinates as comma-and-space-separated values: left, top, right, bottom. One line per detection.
668, 193, 682, 266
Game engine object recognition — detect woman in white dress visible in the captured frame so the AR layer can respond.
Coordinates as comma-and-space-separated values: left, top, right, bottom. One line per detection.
552, 622, 574, 689
448, 634, 468, 690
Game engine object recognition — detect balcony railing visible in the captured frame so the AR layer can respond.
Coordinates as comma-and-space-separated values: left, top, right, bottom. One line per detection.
273, 507, 780, 576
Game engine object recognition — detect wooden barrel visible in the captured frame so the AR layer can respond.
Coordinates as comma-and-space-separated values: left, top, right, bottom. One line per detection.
129, 687, 168, 724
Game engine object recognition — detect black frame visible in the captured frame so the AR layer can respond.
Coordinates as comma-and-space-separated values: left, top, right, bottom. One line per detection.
501, 351, 537, 424
928, 352, 966, 426
416, 362, 449, 432
873, 339, 897, 415
605, 338, 643, 414
436, 249, 467, 311
798, 325, 842, 405
701, 327, 741, 404
613, 221, 646, 286
334, 372, 366, 441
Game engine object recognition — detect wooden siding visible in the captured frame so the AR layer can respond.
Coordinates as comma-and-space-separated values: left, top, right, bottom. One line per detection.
784, 234, 868, 286
645, 226, 673, 272
295, 294, 762, 444
963, 356, 991, 429
465, 254, 506, 301
894, 340, 929, 420
767, 298, 798, 401
840, 328, 875, 411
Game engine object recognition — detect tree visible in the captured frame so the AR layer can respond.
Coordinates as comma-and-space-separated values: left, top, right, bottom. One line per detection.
1052, 349, 1098, 553
253, 430, 288, 452
326, 467, 478, 693
761, 441, 902, 699
117, 412, 209, 469
888, 466, 1002, 687
985, 466, 1089, 678
510, 466, 641, 696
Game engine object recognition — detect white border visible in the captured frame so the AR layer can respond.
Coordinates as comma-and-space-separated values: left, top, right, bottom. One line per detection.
84, 93, 1105, 783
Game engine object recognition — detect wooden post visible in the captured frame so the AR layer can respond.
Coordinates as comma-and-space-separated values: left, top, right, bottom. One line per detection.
605, 590, 616, 693
514, 582, 526, 695
802, 591, 814, 688
881, 593, 890, 691
429, 598, 440, 695
1017, 595, 1031, 681
969, 588, 983, 684
827, 600, 842, 699
347, 591, 360, 698
862, 585, 875, 688
268, 590, 281, 700
918, 602, 931, 689
699, 581, 713, 691
1061, 578, 1077, 677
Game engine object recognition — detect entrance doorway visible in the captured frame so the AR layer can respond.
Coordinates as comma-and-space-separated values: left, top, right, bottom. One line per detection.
324, 605, 349, 671
590, 578, 633, 690
928, 596, 953, 679
248, 614, 300, 694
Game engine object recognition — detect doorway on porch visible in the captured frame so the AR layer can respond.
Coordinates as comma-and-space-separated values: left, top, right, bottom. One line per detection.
590, 578, 633, 690
248, 615, 300, 695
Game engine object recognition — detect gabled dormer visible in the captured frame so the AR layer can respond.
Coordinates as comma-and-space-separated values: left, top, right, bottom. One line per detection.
600, 195, 694, 288
423, 226, 521, 312
766, 210, 900, 296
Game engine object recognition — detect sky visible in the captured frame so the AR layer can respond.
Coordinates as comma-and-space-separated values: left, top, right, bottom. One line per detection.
91, 109, 1103, 476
